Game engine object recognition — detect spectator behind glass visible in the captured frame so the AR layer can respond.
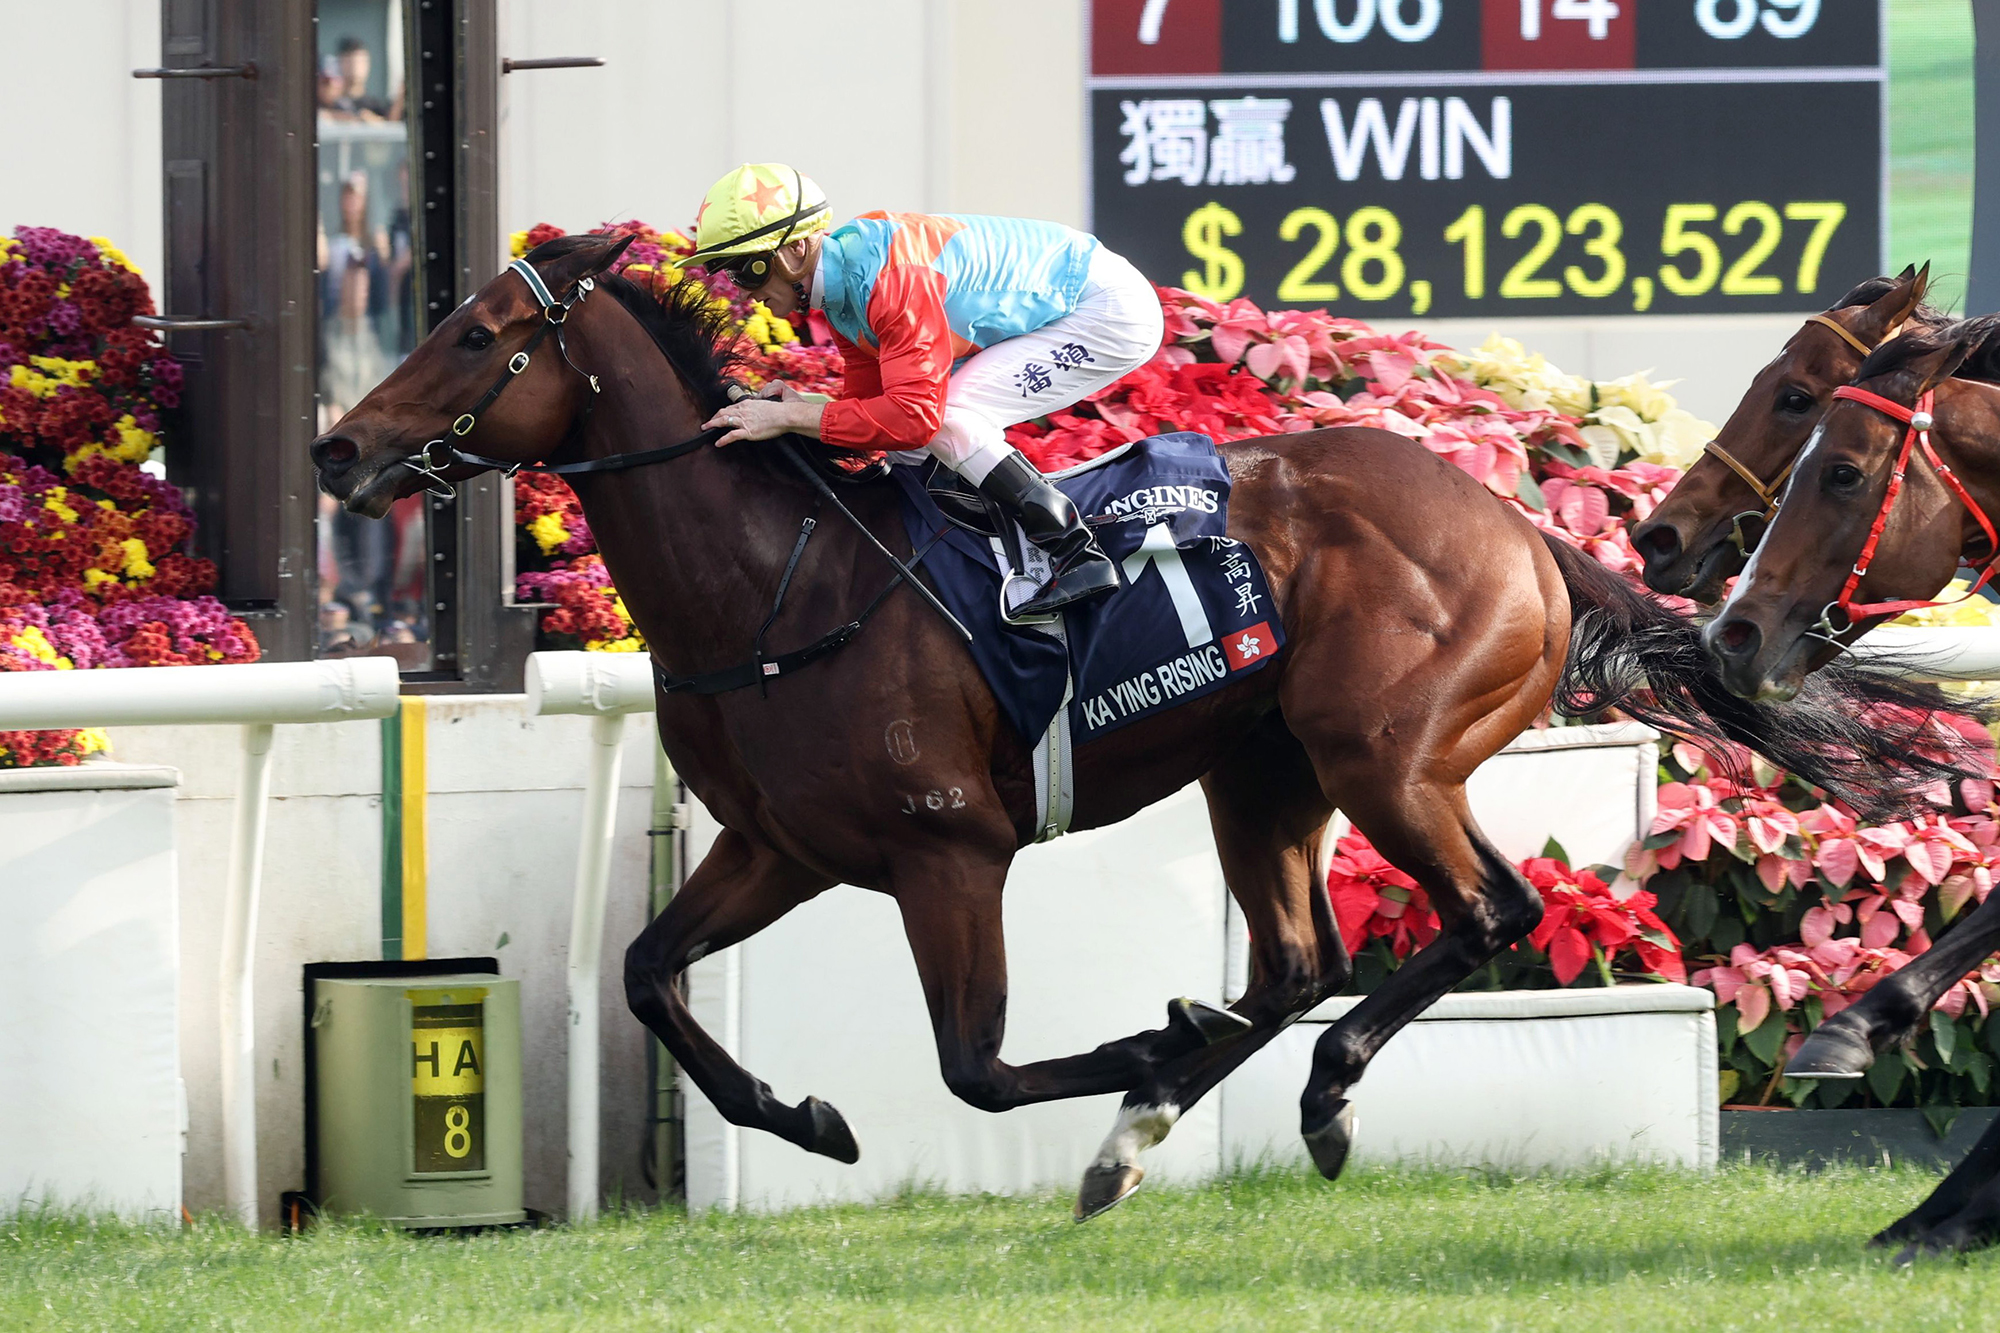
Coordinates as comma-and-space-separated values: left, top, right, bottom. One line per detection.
315, 54, 351, 122
335, 37, 391, 121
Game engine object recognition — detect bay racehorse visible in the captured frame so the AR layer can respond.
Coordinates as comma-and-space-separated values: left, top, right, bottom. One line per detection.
1634, 267, 1944, 602
1708, 317, 2000, 1257
312, 234, 1978, 1221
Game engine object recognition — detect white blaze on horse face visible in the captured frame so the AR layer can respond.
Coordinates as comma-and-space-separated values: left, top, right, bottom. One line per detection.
1091, 1101, 1180, 1172
1720, 418, 1826, 618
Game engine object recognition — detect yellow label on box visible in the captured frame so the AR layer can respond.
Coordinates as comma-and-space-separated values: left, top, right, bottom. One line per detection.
411, 1025, 484, 1097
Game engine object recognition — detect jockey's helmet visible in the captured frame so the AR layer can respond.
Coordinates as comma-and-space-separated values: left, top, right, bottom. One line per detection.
690, 163, 830, 286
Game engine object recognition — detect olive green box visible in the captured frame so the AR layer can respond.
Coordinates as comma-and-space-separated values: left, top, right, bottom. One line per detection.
309, 973, 524, 1228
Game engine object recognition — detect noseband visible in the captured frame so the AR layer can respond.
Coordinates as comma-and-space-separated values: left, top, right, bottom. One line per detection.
400, 257, 722, 499
1703, 313, 1897, 556
1809, 383, 1999, 639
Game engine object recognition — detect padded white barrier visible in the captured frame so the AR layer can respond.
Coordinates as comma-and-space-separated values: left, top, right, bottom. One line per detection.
1220, 986, 1719, 1173
0, 764, 183, 1218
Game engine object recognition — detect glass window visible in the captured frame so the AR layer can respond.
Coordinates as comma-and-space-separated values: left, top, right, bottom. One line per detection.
313, 0, 430, 666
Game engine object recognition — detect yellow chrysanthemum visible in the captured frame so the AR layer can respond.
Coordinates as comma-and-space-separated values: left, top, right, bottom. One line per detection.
527, 511, 572, 555
585, 635, 644, 653
41, 489, 78, 524
0, 237, 18, 264
76, 729, 110, 754
111, 414, 156, 462
509, 230, 532, 260
82, 567, 119, 590
11, 625, 71, 668
118, 537, 154, 579
90, 237, 139, 274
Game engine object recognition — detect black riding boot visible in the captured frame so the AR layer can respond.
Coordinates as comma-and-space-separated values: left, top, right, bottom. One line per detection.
976, 449, 1121, 617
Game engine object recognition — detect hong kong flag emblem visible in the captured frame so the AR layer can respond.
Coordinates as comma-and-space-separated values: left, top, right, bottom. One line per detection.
1226, 621, 1275, 671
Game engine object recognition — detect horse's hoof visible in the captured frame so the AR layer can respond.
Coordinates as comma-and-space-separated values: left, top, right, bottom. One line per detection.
1786, 1023, 1873, 1079
803, 1096, 860, 1163
1301, 1100, 1357, 1181
1168, 996, 1253, 1047
1074, 1161, 1145, 1222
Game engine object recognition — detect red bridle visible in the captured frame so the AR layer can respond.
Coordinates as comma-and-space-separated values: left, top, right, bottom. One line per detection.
1815, 384, 2000, 634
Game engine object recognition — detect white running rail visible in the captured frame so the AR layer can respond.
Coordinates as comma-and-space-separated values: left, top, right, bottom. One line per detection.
525, 650, 657, 1222
0, 658, 400, 1226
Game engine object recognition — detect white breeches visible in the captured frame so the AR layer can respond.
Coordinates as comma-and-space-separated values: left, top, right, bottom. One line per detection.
913, 246, 1164, 483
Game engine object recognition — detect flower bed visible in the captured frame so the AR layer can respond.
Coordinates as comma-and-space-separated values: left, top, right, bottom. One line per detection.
0, 227, 259, 766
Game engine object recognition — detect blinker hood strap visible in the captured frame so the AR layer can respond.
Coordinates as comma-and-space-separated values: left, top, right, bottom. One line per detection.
509, 256, 557, 309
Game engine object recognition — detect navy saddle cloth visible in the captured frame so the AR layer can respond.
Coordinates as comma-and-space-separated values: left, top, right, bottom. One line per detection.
889, 432, 1285, 746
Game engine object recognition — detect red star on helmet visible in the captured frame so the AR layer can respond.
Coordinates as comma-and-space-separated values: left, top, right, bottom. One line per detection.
742, 175, 786, 216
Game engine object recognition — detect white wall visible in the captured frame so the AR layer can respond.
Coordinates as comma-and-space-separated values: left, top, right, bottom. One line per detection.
0, 0, 163, 281
102, 699, 663, 1223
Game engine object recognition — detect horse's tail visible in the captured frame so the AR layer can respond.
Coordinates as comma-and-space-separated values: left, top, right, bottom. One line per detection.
1539, 531, 1991, 819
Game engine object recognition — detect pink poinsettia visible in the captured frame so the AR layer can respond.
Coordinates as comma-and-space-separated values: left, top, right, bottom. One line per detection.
1693, 943, 1816, 1033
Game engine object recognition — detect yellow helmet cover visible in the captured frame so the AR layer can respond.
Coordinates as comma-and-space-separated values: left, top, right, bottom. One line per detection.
692, 163, 831, 262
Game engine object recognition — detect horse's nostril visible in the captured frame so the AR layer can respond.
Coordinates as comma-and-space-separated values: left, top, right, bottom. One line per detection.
1632, 523, 1680, 563
311, 434, 359, 473
1714, 619, 1758, 653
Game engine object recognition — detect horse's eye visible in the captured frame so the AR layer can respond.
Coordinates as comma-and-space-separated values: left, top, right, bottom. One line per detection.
1778, 389, 1815, 415
1827, 463, 1864, 489
460, 326, 495, 351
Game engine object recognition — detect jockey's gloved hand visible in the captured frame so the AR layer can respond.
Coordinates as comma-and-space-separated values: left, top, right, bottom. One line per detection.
976, 449, 1121, 617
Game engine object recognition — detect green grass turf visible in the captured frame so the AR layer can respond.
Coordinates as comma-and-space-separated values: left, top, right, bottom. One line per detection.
6, 1164, 2000, 1332
1889, 0, 1975, 311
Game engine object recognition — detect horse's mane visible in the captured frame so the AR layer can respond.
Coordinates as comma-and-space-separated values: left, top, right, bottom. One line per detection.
1856, 313, 2000, 385
523, 235, 739, 414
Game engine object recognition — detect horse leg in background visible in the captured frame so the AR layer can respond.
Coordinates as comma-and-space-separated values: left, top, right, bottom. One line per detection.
1871, 1113, 2000, 1254
1075, 720, 1349, 1220
622, 828, 856, 1160
1789, 888, 2000, 1078
1298, 779, 1542, 1178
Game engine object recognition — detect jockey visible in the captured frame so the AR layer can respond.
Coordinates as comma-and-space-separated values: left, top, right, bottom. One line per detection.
689, 162, 1164, 617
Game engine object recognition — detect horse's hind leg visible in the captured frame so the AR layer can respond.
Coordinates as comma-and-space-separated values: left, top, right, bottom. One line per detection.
890, 841, 1236, 1114
1298, 777, 1542, 1179
622, 828, 854, 1160
1076, 721, 1349, 1219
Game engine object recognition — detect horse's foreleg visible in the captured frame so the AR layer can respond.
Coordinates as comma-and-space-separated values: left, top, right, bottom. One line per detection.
1297, 779, 1541, 1180
1790, 887, 2000, 1079
622, 828, 853, 1160
1077, 723, 1347, 1219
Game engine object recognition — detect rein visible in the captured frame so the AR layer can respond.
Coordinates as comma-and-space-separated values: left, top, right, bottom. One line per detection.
1704, 313, 1900, 555
1812, 384, 2000, 637
403, 255, 968, 694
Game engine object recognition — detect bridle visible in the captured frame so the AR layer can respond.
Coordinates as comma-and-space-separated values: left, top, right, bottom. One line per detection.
1704, 312, 1894, 556
1809, 382, 2000, 639
399, 257, 725, 500
392, 253, 971, 691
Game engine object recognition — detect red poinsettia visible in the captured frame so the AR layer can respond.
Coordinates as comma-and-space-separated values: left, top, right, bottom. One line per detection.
1522, 857, 1686, 985
1326, 830, 1437, 958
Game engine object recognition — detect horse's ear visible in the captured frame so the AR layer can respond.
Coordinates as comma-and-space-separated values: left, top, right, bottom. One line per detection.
538, 233, 636, 295
1915, 334, 1978, 393
1857, 262, 1931, 343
